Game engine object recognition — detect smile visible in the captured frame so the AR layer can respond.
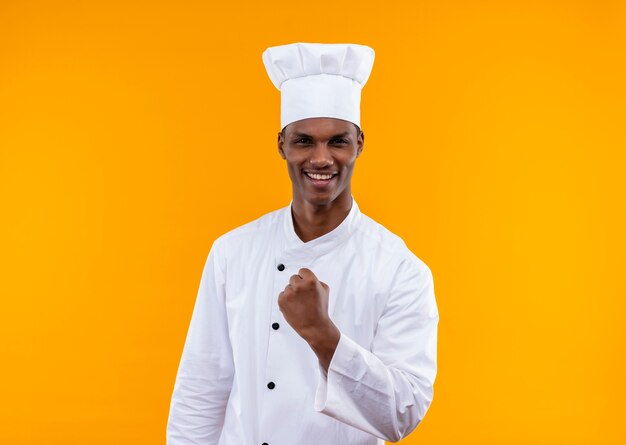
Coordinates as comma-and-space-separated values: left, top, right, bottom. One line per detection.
304, 171, 338, 180
303, 171, 338, 188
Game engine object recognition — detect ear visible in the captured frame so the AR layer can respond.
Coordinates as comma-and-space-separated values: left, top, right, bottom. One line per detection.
356, 130, 364, 157
277, 132, 286, 160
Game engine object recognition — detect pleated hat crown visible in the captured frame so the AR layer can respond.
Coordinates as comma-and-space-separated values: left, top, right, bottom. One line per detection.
262, 42, 375, 131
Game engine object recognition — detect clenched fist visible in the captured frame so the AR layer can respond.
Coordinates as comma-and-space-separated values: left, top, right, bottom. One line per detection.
278, 267, 340, 371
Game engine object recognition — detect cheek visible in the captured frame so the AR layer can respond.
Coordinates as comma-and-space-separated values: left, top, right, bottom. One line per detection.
286, 163, 301, 181
340, 161, 356, 175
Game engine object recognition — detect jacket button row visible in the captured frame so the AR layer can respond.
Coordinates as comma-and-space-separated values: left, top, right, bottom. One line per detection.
267, 381, 275, 390
277, 263, 285, 271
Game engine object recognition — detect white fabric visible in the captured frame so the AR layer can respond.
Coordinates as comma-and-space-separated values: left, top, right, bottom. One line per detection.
262, 42, 375, 130
166, 196, 439, 445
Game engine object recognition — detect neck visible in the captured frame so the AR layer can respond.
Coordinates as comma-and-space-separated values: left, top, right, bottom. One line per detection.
291, 192, 353, 243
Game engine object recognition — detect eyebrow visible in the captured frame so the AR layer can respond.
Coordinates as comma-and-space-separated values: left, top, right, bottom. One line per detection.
291, 132, 351, 139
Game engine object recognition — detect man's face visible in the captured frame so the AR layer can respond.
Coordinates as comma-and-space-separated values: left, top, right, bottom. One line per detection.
278, 117, 364, 207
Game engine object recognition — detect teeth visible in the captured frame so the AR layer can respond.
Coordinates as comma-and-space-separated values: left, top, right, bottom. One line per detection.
306, 172, 334, 180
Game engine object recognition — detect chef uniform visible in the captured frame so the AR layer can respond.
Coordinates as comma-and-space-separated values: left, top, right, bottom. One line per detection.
166, 43, 439, 445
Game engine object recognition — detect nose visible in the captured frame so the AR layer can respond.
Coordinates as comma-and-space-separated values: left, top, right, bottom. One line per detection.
309, 142, 334, 168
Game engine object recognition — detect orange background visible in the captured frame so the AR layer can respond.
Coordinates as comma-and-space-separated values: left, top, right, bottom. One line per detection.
1, 1, 624, 444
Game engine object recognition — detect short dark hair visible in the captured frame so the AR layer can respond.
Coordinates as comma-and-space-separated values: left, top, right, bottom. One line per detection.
281, 122, 361, 138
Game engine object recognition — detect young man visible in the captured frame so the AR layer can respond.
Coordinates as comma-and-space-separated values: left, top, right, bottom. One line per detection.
166, 42, 439, 445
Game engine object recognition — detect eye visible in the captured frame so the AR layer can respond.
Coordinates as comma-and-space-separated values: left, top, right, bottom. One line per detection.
331, 138, 348, 144
295, 138, 311, 144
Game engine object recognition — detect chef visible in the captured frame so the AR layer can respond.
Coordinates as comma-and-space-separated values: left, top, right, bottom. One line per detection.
166, 42, 439, 445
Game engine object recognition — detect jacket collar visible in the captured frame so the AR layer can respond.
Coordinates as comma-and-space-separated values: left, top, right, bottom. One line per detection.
280, 195, 361, 264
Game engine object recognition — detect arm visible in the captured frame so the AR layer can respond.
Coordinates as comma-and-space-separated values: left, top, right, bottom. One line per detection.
313, 257, 439, 442
166, 238, 235, 445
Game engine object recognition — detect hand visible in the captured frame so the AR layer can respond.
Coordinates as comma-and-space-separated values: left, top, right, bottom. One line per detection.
278, 268, 340, 370
278, 267, 332, 342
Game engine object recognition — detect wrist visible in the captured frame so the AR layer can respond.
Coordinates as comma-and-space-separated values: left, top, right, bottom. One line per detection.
306, 322, 340, 352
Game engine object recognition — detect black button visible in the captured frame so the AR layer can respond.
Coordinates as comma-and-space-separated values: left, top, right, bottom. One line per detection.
262, 443, 269, 445
272, 322, 280, 330
277, 263, 285, 271
267, 381, 275, 390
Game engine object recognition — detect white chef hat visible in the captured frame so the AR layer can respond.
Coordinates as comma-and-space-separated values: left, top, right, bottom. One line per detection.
262, 42, 375, 131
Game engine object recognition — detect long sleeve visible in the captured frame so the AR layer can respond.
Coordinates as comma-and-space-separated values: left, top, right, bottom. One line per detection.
167, 238, 235, 445
314, 256, 439, 442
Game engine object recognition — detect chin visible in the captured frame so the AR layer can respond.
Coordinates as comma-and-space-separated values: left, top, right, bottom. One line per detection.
305, 191, 339, 206
305, 194, 330, 204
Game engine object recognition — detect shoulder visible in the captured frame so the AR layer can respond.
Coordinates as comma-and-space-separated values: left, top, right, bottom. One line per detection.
209, 204, 286, 257
354, 213, 434, 300
355, 211, 436, 318
356, 211, 431, 270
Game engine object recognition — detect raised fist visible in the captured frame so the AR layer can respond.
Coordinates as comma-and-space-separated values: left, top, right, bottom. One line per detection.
278, 267, 331, 342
